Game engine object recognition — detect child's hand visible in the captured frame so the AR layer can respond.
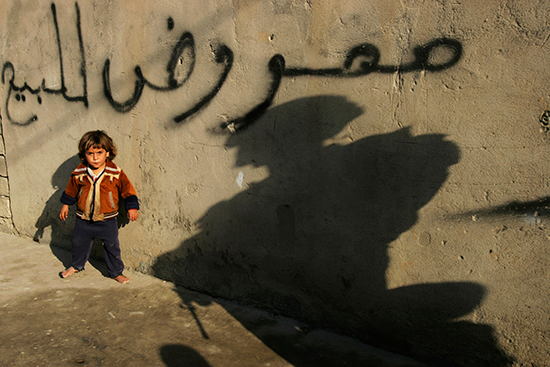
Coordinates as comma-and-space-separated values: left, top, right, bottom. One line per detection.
59, 205, 69, 221
128, 209, 139, 221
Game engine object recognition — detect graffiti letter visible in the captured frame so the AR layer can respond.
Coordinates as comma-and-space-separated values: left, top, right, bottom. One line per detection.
174, 44, 234, 123
222, 54, 285, 132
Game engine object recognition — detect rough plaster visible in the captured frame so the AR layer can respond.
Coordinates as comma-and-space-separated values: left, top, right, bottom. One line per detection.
1, 1, 549, 365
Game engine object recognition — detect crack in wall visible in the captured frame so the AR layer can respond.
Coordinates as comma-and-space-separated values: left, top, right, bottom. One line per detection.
0, 114, 18, 234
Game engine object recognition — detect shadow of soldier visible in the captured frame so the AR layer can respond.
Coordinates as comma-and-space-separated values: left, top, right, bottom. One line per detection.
153, 96, 513, 366
35, 155, 131, 276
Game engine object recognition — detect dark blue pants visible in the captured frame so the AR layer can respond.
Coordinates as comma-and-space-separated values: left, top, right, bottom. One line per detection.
72, 218, 124, 277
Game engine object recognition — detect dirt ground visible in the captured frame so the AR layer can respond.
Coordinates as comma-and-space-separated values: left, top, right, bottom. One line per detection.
0, 232, 431, 367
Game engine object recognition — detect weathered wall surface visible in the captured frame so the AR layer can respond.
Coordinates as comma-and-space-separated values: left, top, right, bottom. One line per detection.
1, 1, 549, 365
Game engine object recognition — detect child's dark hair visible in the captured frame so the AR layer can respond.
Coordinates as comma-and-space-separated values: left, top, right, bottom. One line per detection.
78, 130, 117, 162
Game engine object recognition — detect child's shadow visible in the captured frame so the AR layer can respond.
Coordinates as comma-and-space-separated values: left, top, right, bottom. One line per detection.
34, 155, 130, 277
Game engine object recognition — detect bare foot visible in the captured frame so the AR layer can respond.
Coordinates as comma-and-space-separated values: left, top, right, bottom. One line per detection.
114, 275, 129, 284
59, 267, 79, 278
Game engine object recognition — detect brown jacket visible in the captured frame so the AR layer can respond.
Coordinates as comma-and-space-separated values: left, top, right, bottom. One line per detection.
61, 160, 139, 221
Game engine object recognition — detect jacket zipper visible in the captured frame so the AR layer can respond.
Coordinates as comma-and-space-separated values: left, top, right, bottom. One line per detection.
89, 170, 104, 220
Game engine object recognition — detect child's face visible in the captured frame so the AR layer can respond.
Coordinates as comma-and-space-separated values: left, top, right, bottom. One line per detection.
85, 146, 109, 171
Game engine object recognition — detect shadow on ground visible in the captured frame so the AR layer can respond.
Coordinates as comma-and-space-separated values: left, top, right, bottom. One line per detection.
152, 96, 513, 366
160, 344, 212, 367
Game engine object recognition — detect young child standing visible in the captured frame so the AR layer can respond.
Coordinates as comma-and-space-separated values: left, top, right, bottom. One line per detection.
59, 130, 139, 284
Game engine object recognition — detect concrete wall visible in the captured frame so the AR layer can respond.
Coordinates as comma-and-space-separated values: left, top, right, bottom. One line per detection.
1, 1, 549, 365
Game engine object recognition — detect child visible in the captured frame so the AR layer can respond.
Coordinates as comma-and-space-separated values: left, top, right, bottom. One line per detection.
59, 130, 139, 284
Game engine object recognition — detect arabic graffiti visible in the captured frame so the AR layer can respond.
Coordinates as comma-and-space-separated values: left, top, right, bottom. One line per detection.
103, 29, 198, 114
224, 38, 462, 132
1, 2, 463, 130
2, 3, 88, 125
540, 110, 550, 132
